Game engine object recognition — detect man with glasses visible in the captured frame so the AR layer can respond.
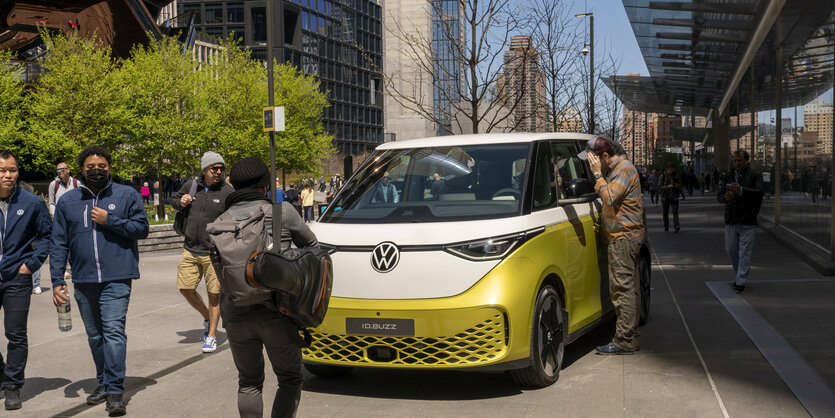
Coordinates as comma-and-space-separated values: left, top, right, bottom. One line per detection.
169, 151, 233, 353
48, 162, 79, 216
46, 162, 79, 293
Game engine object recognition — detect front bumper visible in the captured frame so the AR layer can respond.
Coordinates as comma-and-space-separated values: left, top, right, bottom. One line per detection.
303, 303, 513, 368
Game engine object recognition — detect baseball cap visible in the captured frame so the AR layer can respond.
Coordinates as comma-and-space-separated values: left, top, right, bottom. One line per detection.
578, 136, 621, 160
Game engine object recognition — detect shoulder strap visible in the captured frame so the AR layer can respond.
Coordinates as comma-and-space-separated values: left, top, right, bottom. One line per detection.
73, 178, 78, 188
53, 180, 59, 196
188, 177, 200, 197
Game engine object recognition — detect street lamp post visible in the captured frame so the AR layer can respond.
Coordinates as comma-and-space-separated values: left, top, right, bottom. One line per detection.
576, 12, 594, 134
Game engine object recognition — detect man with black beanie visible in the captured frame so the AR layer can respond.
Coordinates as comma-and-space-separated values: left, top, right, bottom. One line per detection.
214, 156, 317, 418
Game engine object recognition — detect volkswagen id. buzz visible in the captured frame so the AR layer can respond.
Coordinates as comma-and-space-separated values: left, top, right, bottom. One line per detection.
306, 133, 651, 387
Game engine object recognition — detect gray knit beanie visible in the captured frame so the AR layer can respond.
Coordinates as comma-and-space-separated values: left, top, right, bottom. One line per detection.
200, 151, 225, 172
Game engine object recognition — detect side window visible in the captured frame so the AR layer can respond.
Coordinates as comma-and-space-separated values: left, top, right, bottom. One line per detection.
532, 141, 557, 211
551, 141, 590, 198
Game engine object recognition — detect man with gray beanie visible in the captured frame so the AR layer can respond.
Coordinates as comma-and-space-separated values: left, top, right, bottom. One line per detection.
213, 156, 317, 418
169, 151, 234, 353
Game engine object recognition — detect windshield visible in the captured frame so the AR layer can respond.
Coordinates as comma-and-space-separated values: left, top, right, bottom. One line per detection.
320, 143, 531, 223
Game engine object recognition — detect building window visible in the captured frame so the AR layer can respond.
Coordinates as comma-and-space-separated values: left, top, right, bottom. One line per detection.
205, 3, 223, 23
203, 27, 224, 38
227, 3, 244, 22
183, 4, 202, 24
252, 7, 267, 43
227, 26, 245, 41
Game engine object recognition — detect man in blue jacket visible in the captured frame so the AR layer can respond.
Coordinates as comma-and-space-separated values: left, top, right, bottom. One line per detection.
0, 150, 51, 410
50, 146, 149, 417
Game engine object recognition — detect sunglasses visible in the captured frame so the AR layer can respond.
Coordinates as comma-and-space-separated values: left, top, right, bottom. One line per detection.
56, 168, 68, 173
208, 166, 225, 172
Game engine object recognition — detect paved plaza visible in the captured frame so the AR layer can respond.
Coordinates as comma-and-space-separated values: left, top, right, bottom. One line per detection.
2, 194, 834, 417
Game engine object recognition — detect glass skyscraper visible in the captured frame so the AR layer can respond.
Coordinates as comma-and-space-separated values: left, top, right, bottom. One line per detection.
178, 0, 384, 154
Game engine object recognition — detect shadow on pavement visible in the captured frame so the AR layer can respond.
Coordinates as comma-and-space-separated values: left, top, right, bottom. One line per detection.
20, 376, 72, 401
176, 329, 227, 346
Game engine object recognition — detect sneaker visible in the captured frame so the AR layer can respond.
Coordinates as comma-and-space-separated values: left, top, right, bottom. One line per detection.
595, 341, 637, 355
674, 225, 680, 233
732, 284, 746, 293
87, 385, 107, 405
32, 287, 42, 295
105, 394, 126, 416
4, 386, 21, 410
202, 336, 217, 353
203, 319, 210, 342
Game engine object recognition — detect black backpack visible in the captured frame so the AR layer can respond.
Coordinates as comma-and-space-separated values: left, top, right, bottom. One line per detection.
246, 247, 333, 330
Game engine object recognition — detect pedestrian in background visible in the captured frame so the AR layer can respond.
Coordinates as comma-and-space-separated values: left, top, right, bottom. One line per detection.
0, 151, 51, 410
169, 151, 233, 354
581, 137, 645, 355
48, 161, 79, 290
301, 182, 315, 224
50, 145, 149, 416
140, 182, 151, 205
659, 163, 682, 232
285, 184, 302, 218
217, 157, 318, 418
718, 150, 764, 293
647, 168, 659, 207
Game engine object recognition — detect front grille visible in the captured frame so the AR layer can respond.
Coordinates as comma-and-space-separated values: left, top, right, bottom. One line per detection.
303, 313, 507, 366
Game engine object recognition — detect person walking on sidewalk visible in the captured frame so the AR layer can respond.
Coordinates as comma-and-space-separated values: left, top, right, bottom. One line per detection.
217, 157, 318, 418
718, 150, 764, 293
580, 137, 645, 355
301, 182, 315, 224
647, 168, 659, 207
47, 161, 80, 293
659, 163, 682, 232
50, 146, 149, 416
0, 151, 51, 410
169, 151, 233, 354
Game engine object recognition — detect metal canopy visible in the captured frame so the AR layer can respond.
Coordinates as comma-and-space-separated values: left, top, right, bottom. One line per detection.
613, 0, 834, 117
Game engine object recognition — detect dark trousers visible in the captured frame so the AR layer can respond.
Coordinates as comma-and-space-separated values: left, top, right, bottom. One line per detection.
649, 189, 658, 205
0, 273, 32, 388
662, 199, 679, 230
607, 239, 641, 351
227, 315, 303, 418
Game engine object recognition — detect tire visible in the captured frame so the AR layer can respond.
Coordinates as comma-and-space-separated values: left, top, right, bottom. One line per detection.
638, 255, 651, 326
303, 363, 354, 377
510, 285, 566, 388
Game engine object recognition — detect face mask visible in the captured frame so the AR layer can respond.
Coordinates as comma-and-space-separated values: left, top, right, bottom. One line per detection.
84, 168, 109, 189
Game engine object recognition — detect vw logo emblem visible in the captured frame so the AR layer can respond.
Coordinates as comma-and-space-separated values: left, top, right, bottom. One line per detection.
371, 242, 400, 273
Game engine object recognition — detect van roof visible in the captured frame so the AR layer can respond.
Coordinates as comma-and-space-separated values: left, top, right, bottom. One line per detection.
376, 132, 602, 150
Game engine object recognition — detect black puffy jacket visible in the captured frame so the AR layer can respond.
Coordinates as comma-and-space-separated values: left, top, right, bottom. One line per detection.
169, 178, 234, 254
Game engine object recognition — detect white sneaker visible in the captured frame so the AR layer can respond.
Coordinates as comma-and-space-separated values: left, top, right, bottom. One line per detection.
33, 287, 42, 295
202, 336, 217, 353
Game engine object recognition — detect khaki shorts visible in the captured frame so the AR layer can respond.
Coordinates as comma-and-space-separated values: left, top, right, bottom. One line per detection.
177, 250, 220, 294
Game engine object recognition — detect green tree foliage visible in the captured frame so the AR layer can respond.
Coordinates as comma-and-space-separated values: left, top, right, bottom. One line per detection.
272, 63, 334, 175
117, 36, 207, 179
0, 51, 26, 156
26, 30, 128, 172
15, 32, 334, 178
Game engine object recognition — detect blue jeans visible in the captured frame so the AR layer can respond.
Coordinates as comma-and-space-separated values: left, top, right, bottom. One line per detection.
725, 224, 757, 286
304, 206, 314, 223
0, 273, 32, 388
32, 269, 40, 289
74, 280, 132, 394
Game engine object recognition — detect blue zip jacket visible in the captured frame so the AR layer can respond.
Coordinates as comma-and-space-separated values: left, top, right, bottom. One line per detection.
0, 186, 51, 281
50, 180, 149, 287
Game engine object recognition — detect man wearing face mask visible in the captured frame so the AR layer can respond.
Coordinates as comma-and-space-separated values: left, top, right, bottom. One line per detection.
50, 146, 149, 416
168, 151, 233, 354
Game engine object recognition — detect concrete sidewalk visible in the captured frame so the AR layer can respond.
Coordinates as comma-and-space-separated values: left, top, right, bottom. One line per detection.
0, 195, 832, 417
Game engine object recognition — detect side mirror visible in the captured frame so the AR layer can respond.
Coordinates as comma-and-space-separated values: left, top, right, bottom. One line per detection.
567, 178, 596, 198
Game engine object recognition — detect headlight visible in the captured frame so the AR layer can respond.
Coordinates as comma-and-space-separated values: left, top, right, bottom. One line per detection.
444, 228, 543, 261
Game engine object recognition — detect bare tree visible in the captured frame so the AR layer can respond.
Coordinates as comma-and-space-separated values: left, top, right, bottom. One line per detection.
527, 0, 583, 133
382, 0, 529, 134
596, 51, 624, 141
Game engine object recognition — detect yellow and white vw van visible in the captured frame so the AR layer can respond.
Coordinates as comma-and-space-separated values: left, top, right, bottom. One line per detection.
307, 133, 651, 387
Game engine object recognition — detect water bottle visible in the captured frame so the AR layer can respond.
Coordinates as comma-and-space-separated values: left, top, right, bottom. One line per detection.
57, 291, 72, 332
